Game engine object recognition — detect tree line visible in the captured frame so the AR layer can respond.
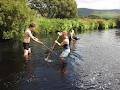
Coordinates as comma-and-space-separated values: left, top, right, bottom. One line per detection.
0, 0, 120, 40
28, 0, 77, 18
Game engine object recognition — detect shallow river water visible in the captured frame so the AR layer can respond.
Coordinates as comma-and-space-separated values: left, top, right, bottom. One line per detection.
1, 29, 120, 90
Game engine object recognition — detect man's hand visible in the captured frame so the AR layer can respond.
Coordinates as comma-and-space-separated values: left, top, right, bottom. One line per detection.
57, 32, 62, 36
34, 37, 39, 41
55, 40, 61, 46
55, 40, 58, 44
38, 41, 44, 45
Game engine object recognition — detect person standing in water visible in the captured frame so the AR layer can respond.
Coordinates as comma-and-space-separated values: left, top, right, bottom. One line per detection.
55, 31, 70, 65
69, 29, 79, 49
23, 23, 43, 60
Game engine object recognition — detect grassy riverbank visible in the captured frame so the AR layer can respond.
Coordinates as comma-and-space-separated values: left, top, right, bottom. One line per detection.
0, 0, 119, 40
38, 17, 116, 34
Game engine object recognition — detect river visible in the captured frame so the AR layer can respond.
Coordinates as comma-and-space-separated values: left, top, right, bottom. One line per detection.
0, 29, 120, 90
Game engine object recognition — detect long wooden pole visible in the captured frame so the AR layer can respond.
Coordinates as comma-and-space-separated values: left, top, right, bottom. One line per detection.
45, 36, 60, 62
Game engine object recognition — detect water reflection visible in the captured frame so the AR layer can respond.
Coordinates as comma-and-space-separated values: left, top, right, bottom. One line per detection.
24, 61, 35, 83
0, 41, 24, 90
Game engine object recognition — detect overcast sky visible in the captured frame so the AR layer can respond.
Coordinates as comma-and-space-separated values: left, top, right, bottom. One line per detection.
76, 0, 120, 10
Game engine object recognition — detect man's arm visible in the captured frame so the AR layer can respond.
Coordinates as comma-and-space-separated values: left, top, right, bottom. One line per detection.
28, 31, 43, 44
55, 40, 66, 46
55, 40, 61, 46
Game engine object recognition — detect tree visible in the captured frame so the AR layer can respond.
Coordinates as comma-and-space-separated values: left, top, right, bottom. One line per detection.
28, 0, 77, 18
0, 0, 36, 40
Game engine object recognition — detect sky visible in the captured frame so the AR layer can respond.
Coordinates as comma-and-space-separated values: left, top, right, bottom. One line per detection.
76, 0, 120, 10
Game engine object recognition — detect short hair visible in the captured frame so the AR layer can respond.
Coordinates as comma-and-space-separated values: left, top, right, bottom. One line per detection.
62, 31, 68, 36
29, 23, 36, 28
55, 30, 60, 33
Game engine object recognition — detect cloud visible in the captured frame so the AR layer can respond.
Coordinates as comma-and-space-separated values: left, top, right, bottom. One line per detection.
76, 0, 120, 9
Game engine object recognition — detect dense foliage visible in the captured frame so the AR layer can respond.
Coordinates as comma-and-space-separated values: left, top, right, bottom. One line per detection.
0, 0, 119, 40
28, 0, 77, 18
0, 0, 36, 40
39, 17, 116, 34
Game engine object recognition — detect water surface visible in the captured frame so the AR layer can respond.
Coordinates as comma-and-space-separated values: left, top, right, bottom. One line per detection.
1, 29, 120, 90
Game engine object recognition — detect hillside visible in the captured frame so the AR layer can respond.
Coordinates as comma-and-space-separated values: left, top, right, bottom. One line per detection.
78, 8, 120, 18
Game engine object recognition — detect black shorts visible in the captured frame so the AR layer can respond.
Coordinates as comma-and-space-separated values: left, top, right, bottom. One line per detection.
23, 43, 30, 50
69, 36, 79, 42
69, 36, 72, 42
73, 36, 79, 40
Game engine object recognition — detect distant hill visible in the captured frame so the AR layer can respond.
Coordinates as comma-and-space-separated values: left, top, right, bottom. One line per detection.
78, 8, 120, 18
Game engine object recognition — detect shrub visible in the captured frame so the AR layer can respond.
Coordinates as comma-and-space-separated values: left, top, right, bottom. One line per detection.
0, 0, 36, 40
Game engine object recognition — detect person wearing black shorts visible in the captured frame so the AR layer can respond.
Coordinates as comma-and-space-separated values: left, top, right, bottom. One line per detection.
23, 23, 43, 60
23, 43, 30, 50
69, 29, 79, 49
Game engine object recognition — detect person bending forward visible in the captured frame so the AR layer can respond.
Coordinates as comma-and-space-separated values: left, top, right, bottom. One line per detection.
55, 31, 70, 64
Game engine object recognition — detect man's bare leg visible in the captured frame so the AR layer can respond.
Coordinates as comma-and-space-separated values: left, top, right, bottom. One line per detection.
59, 57, 67, 74
24, 49, 29, 61
28, 48, 31, 54
28, 48, 32, 60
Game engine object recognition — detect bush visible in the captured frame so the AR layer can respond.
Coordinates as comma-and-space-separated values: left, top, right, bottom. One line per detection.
38, 17, 117, 34
0, 0, 37, 40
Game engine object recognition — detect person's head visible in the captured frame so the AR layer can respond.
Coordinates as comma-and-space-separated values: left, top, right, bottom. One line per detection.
29, 23, 36, 31
57, 31, 68, 39
61, 31, 68, 39
70, 29, 74, 34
